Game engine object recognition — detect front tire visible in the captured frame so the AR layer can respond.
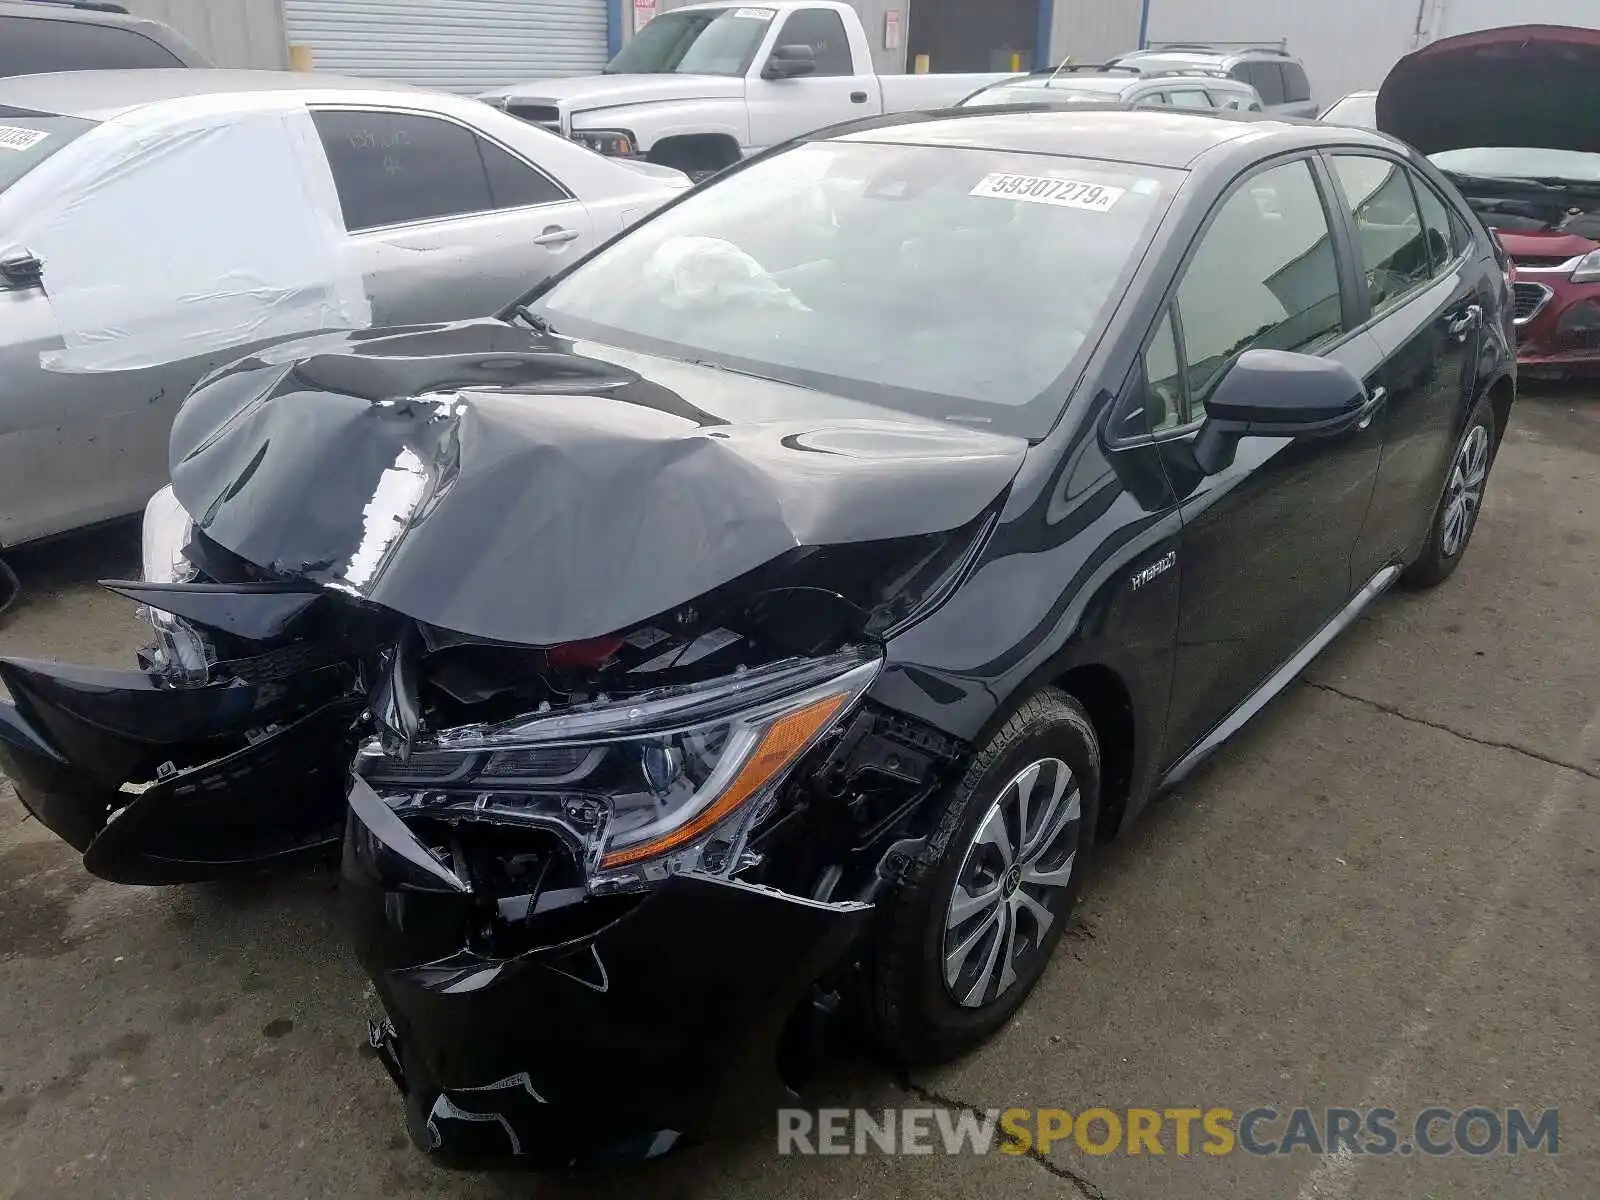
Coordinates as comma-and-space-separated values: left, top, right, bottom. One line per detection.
862, 689, 1100, 1064
1402, 395, 1497, 589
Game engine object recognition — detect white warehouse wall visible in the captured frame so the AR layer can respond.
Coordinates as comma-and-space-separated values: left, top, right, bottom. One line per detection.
1049, 0, 1143, 68
1427, 0, 1600, 38
1144, 0, 1418, 107
1146, 0, 1600, 110
124, 0, 289, 68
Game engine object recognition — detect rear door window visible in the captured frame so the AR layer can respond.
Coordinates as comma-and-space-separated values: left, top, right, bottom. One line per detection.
1411, 173, 1462, 274
0, 106, 97, 195
1329, 154, 1432, 314
1282, 62, 1312, 103
313, 110, 566, 232
1236, 62, 1286, 106
0, 15, 185, 75
1167, 89, 1212, 109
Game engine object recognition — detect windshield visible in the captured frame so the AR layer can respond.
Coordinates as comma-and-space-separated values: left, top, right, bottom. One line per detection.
1320, 92, 1376, 127
0, 107, 96, 196
1430, 146, 1600, 184
534, 139, 1177, 437
961, 78, 1127, 108
603, 7, 773, 76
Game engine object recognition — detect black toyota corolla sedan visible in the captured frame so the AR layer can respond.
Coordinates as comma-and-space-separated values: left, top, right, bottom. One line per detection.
0, 106, 1514, 1164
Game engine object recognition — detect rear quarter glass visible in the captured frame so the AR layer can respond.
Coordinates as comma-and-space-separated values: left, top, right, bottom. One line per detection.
0, 107, 98, 196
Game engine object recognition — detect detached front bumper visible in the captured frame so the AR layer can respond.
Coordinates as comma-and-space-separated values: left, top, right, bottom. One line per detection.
342, 777, 872, 1166
0, 656, 360, 884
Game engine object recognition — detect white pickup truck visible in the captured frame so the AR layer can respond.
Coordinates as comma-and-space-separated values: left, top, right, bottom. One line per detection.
479, 1, 1018, 178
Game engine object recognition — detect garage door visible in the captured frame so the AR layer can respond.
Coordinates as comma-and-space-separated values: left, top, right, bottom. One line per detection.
283, 0, 611, 95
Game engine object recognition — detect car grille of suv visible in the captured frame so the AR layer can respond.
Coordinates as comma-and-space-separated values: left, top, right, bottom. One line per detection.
1513, 282, 1554, 325
506, 104, 562, 135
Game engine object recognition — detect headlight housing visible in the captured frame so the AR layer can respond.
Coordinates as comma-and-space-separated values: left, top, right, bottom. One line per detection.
138, 485, 212, 685
359, 647, 881, 893
141, 484, 195, 585
571, 128, 637, 157
1569, 249, 1600, 284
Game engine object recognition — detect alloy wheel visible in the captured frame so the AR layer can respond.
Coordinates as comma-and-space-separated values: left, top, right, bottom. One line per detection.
942, 757, 1082, 1009
1441, 423, 1490, 558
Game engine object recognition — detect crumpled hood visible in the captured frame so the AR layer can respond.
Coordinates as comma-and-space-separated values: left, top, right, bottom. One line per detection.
167, 321, 1027, 646
1377, 24, 1600, 155
483, 74, 745, 112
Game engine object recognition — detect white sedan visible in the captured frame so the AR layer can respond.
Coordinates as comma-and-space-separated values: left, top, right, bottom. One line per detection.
0, 69, 691, 548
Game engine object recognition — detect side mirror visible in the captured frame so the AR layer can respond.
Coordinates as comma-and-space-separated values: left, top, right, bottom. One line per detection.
0, 253, 42, 289
762, 44, 817, 80
1191, 348, 1369, 475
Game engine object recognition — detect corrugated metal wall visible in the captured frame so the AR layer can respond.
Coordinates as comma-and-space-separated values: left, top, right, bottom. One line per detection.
1048, 0, 1143, 68
122, 0, 288, 68
654, 0, 909, 73
283, 0, 612, 93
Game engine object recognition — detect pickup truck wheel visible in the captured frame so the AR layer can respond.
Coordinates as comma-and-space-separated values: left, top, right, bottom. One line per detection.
862, 688, 1100, 1064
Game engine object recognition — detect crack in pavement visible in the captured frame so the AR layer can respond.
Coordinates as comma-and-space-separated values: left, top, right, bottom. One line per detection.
896, 1073, 1110, 1200
1303, 680, 1600, 782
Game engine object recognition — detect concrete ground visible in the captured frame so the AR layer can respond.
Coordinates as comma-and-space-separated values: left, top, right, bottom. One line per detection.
1, 391, 1595, 1200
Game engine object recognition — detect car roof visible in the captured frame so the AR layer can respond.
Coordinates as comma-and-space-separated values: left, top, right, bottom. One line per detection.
0, 67, 427, 121
0, 0, 159, 26
822, 106, 1390, 170
1121, 45, 1293, 61
988, 74, 1131, 94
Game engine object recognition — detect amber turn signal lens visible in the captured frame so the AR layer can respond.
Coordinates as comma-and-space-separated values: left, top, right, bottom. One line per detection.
598, 691, 848, 869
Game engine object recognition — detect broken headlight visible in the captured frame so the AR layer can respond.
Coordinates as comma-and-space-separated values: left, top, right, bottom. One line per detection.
139, 485, 211, 686
141, 484, 196, 585
358, 648, 880, 893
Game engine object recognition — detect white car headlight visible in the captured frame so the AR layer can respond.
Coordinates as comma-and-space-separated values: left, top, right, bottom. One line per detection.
139, 485, 210, 684
1571, 249, 1600, 284
141, 485, 195, 585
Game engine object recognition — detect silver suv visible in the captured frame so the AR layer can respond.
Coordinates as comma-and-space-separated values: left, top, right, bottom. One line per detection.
0, 0, 211, 76
1109, 43, 1317, 117
959, 64, 1263, 113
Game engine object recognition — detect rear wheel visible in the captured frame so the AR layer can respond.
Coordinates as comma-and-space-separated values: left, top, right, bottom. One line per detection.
862, 689, 1100, 1063
1403, 396, 1496, 589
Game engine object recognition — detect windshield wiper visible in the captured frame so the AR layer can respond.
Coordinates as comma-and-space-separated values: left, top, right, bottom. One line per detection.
508, 305, 558, 336
687, 358, 816, 391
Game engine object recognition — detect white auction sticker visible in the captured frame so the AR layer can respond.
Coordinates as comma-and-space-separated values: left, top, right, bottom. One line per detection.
732, 6, 775, 18
969, 172, 1125, 212
0, 126, 48, 153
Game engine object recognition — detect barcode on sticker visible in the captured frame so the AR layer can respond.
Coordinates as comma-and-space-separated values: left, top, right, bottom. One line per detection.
969, 172, 1125, 212
0, 126, 48, 153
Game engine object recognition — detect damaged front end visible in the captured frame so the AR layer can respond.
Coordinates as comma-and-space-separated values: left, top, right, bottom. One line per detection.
342, 570, 973, 1164
0, 321, 1015, 1159
0, 494, 379, 884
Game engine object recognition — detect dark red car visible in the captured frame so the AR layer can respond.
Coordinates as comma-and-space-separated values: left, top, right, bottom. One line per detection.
1380, 24, 1600, 378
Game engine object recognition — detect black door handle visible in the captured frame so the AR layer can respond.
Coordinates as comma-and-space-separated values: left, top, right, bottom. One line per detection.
851, 91, 868, 103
